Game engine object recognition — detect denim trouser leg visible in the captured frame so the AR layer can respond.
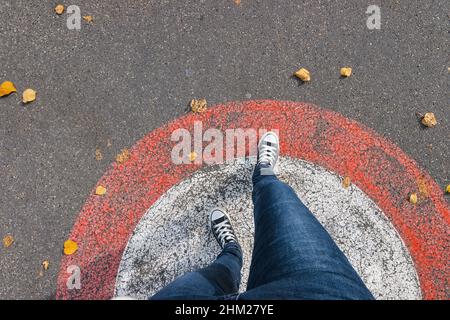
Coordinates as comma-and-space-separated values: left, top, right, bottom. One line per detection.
151, 242, 242, 300
239, 164, 374, 300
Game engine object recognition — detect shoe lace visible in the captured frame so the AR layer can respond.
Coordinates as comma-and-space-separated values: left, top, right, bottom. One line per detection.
258, 142, 278, 166
213, 220, 236, 247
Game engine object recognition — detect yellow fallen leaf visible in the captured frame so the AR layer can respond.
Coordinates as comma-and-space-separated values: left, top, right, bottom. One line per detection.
95, 148, 103, 161
23, 89, 36, 103
409, 193, 418, 205
417, 176, 429, 198
188, 151, 197, 162
116, 148, 130, 164
234, 0, 241, 5
342, 176, 351, 189
0, 81, 17, 97
190, 98, 207, 113
340, 67, 352, 77
63, 240, 78, 255
446, 184, 450, 193
3, 235, 14, 248
421, 112, 437, 127
54, 4, 64, 15
83, 16, 94, 23
294, 68, 311, 82
42, 260, 50, 270
95, 185, 107, 196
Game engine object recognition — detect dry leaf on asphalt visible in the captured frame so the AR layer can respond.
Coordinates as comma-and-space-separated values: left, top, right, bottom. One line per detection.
54, 4, 64, 15
340, 67, 352, 77
188, 151, 197, 162
83, 16, 94, 23
63, 240, 78, 255
95, 148, 103, 161
234, 0, 241, 5
3, 235, 14, 248
42, 260, 50, 270
294, 68, 311, 82
421, 112, 437, 127
116, 148, 130, 164
22, 89, 36, 103
409, 193, 418, 205
0, 81, 17, 97
190, 98, 207, 113
417, 176, 429, 198
446, 185, 450, 193
342, 176, 351, 189
95, 185, 107, 196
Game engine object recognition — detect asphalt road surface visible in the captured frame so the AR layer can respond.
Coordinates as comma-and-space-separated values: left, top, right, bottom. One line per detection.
0, 0, 448, 299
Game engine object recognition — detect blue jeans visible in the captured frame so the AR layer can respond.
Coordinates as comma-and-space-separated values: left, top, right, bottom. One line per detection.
151, 164, 374, 300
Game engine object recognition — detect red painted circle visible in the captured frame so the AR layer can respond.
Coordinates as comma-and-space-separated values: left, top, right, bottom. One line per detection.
57, 100, 449, 300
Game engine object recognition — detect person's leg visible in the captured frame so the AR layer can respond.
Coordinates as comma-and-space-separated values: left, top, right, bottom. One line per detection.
151, 209, 242, 300
151, 242, 242, 300
240, 132, 373, 300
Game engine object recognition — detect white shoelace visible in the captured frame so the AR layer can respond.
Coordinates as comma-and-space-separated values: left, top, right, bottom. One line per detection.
258, 142, 278, 167
213, 220, 236, 247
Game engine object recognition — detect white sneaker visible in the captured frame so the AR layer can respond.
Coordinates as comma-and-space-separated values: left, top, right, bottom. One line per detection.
209, 208, 238, 249
257, 131, 279, 170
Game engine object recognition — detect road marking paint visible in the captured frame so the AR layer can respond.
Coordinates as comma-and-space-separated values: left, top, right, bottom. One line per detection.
57, 100, 449, 300
115, 158, 421, 300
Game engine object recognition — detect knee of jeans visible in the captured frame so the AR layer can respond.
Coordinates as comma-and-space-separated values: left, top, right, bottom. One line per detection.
199, 263, 240, 293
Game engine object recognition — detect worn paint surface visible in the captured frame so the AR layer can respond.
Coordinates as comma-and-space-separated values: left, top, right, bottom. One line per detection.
57, 100, 449, 300
115, 158, 421, 300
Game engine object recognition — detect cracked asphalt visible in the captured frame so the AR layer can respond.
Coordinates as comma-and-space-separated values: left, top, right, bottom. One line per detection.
0, 0, 448, 299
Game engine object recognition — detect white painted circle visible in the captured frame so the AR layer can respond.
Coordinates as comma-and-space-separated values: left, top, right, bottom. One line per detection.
115, 157, 421, 300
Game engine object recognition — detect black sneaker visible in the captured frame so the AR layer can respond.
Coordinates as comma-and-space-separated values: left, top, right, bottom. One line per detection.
209, 208, 238, 249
